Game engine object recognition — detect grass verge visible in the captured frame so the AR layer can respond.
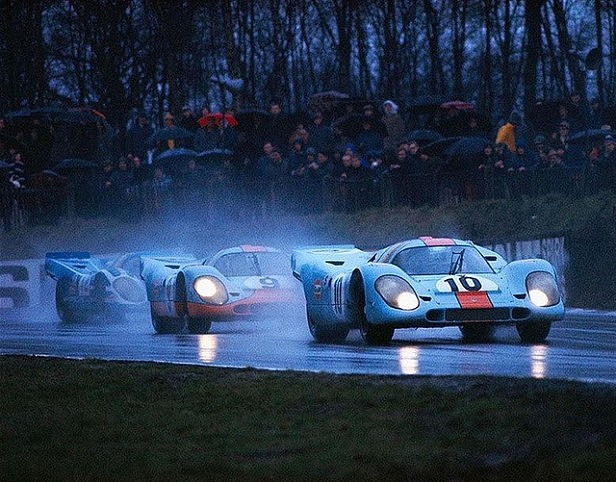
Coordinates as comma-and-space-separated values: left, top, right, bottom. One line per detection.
1, 356, 615, 481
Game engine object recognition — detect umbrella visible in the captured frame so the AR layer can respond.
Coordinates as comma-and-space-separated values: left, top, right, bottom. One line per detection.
234, 109, 271, 131
55, 109, 106, 125
439, 100, 475, 111
420, 136, 463, 156
308, 90, 351, 113
444, 136, 491, 160
3, 107, 34, 121
154, 148, 198, 165
197, 148, 233, 164
528, 100, 563, 132
52, 158, 98, 172
198, 113, 238, 128
569, 129, 614, 144
406, 129, 442, 145
148, 126, 194, 145
0, 160, 12, 170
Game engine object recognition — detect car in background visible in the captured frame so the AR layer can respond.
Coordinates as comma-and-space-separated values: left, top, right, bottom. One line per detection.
45, 251, 151, 322
291, 236, 565, 345
141, 245, 303, 334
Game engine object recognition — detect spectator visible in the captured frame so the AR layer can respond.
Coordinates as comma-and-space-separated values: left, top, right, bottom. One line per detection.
178, 105, 199, 133
288, 138, 307, 177
381, 100, 406, 156
588, 97, 605, 130
495, 111, 521, 153
356, 120, 384, 155
596, 135, 616, 192
125, 112, 154, 161
194, 115, 221, 152
307, 112, 334, 154
148, 165, 173, 220
108, 157, 134, 221
263, 101, 289, 153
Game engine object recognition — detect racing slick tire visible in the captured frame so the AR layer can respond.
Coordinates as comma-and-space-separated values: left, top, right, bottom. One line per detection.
307, 313, 349, 343
55, 279, 76, 323
459, 323, 495, 343
151, 309, 184, 334
187, 317, 212, 334
359, 320, 395, 346
516, 321, 551, 343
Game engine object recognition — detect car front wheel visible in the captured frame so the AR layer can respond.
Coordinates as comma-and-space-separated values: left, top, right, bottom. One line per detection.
307, 313, 349, 343
151, 309, 184, 334
459, 324, 494, 343
359, 320, 394, 345
187, 317, 212, 334
516, 321, 551, 343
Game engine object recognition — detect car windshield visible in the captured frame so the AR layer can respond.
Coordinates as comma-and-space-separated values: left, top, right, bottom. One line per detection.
212, 252, 289, 277
391, 246, 494, 276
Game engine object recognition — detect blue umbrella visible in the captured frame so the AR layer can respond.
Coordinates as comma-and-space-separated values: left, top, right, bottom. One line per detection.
154, 148, 199, 171
148, 126, 194, 145
52, 158, 98, 172
406, 129, 443, 145
444, 136, 491, 160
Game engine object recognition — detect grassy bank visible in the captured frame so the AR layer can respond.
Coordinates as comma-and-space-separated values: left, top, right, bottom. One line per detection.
1, 356, 615, 481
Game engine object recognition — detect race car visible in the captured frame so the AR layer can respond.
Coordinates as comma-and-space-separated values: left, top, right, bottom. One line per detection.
141, 245, 303, 334
45, 251, 155, 322
291, 236, 565, 345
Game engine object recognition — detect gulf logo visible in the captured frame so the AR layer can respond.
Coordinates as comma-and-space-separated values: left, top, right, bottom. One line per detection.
313, 278, 322, 301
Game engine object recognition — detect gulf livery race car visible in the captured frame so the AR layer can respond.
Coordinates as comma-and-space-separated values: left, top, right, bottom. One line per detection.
291, 236, 565, 345
141, 245, 303, 334
45, 251, 154, 322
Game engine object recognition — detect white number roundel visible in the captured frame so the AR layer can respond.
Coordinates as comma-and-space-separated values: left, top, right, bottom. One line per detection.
436, 275, 498, 293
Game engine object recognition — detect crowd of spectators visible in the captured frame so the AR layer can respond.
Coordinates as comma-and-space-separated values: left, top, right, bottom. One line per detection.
1, 92, 616, 232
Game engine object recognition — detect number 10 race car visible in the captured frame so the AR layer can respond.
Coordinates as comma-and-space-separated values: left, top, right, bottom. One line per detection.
291, 237, 565, 345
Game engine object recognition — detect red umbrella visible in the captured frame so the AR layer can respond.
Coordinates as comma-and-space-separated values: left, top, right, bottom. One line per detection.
198, 113, 238, 128
439, 100, 475, 111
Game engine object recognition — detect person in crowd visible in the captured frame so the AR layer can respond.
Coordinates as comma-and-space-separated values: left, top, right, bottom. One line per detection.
148, 165, 173, 220
178, 105, 199, 133
588, 97, 605, 129
288, 138, 307, 177
194, 115, 221, 152
306, 112, 334, 154
94, 120, 119, 166
125, 112, 154, 162
356, 120, 384, 155
381, 100, 406, 156
128, 154, 151, 220
259, 147, 289, 215
495, 111, 521, 153
108, 156, 135, 221
263, 101, 289, 153
595, 135, 616, 192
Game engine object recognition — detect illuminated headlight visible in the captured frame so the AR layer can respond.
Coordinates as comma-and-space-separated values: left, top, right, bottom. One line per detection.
375, 276, 419, 310
526, 271, 560, 307
193, 276, 228, 305
112, 277, 146, 303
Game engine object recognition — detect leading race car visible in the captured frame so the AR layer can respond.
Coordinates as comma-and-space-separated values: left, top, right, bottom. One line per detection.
291, 236, 565, 345
45, 251, 154, 322
141, 245, 303, 334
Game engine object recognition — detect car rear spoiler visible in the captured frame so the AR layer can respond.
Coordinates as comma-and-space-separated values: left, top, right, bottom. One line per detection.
45, 251, 91, 260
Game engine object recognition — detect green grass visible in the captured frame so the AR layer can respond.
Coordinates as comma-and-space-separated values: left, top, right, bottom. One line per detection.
1, 356, 615, 481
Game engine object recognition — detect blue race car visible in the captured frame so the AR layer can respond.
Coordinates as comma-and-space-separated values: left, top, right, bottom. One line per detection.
291, 236, 565, 345
141, 245, 303, 334
45, 251, 161, 322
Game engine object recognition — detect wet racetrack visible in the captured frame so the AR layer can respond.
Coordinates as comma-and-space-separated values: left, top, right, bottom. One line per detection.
1, 304, 614, 385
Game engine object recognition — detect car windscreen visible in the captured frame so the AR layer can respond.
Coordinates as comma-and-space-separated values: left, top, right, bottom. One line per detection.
213, 252, 289, 277
391, 246, 494, 276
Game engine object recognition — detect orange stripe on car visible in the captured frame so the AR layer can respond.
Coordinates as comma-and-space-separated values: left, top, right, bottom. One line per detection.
455, 291, 493, 309
239, 245, 267, 252
418, 236, 456, 246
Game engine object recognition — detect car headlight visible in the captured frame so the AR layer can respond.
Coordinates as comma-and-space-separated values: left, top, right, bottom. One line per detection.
375, 275, 419, 310
526, 271, 560, 307
193, 276, 228, 305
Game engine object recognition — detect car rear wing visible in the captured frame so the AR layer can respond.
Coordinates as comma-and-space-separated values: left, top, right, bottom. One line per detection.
44, 251, 99, 280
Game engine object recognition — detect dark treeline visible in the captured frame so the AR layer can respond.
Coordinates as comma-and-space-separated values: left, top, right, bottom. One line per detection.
1, 0, 615, 129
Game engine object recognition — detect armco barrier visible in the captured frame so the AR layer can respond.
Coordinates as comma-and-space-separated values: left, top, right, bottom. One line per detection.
0, 258, 46, 309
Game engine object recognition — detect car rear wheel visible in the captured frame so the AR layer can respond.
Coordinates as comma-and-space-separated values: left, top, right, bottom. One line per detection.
516, 321, 551, 343
151, 309, 184, 334
187, 317, 212, 334
307, 312, 349, 343
55, 279, 76, 323
459, 324, 494, 343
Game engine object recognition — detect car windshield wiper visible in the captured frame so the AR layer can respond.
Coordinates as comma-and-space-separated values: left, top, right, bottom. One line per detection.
449, 249, 465, 275
248, 253, 262, 276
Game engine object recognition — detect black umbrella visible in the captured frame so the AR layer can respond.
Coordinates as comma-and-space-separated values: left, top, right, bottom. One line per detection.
569, 129, 614, 144
421, 136, 463, 156
52, 158, 98, 172
197, 148, 233, 165
148, 126, 194, 145
154, 148, 199, 171
3, 107, 34, 121
234, 109, 271, 131
407, 94, 449, 114
406, 129, 442, 145
528, 100, 563, 132
444, 136, 491, 160
55, 109, 106, 125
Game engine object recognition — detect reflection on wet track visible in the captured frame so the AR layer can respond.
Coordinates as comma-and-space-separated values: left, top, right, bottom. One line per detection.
0, 306, 614, 384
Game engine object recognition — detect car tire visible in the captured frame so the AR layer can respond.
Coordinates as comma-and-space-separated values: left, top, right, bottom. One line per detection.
516, 321, 551, 343
359, 321, 395, 345
55, 279, 76, 323
307, 313, 349, 343
187, 317, 212, 334
459, 324, 494, 343
151, 309, 184, 334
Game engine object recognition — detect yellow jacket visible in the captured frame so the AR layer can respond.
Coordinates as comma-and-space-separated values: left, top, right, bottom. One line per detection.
495, 122, 516, 153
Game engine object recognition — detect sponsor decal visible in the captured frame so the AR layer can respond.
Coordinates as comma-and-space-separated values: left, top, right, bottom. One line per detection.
313, 278, 322, 301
